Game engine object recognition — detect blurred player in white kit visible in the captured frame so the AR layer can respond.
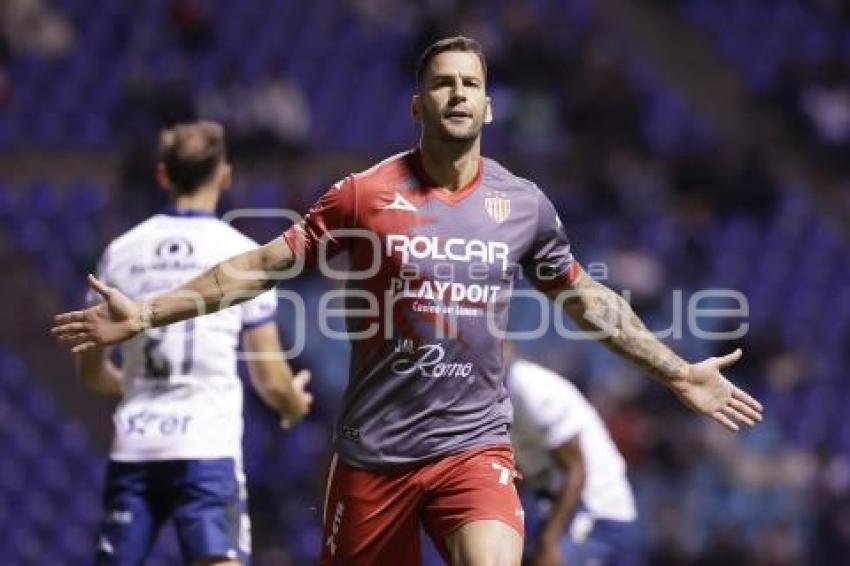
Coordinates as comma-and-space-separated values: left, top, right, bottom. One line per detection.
75, 121, 312, 565
506, 346, 640, 566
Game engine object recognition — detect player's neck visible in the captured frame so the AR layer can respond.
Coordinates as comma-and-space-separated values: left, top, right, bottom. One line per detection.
418, 136, 481, 192
172, 188, 219, 213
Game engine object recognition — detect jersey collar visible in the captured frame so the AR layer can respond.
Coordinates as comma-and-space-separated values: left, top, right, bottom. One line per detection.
160, 206, 217, 218
408, 148, 483, 206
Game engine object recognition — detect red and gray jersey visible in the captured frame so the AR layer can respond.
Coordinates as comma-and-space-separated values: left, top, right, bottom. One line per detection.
283, 149, 580, 469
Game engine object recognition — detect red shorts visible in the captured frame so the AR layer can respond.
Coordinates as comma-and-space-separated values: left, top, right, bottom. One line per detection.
320, 444, 524, 565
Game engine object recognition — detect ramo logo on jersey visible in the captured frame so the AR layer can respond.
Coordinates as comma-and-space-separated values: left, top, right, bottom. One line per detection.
391, 341, 475, 379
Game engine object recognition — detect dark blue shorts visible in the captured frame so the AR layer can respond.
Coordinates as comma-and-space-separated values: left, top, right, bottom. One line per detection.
95, 458, 251, 565
560, 512, 641, 566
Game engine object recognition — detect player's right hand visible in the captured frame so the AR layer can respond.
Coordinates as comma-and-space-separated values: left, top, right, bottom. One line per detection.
51, 274, 144, 353
280, 369, 314, 429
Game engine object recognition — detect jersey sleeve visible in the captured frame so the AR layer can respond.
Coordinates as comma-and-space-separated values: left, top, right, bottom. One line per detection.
536, 391, 587, 449
282, 175, 357, 267
240, 289, 278, 330
520, 188, 580, 292
511, 362, 588, 449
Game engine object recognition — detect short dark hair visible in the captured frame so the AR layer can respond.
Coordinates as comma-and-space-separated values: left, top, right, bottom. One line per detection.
415, 36, 487, 90
158, 121, 226, 195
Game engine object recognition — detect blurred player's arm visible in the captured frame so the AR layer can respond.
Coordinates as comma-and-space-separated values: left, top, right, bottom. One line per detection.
52, 236, 295, 351
74, 347, 122, 396
549, 267, 763, 431
241, 322, 313, 429
534, 437, 585, 566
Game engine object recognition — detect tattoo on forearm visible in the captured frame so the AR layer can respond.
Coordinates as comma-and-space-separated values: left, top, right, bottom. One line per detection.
260, 252, 295, 289
268, 253, 295, 273
212, 266, 225, 300
150, 302, 160, 327
565, 277, 688, 383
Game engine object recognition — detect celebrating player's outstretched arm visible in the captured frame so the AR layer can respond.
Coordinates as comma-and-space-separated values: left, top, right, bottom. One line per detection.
552, 267, 763, 432
51, 236, 295, 352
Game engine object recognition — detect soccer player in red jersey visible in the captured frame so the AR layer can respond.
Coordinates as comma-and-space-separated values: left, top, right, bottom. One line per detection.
52, 37, 762, 565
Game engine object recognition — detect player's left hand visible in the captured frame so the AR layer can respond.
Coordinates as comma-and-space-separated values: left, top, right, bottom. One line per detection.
280, 369, 314, 429
671, 348, 763, 432
51, 275, 144, 353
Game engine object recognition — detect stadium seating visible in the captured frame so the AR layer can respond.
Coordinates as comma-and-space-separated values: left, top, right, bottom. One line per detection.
0, 349, 187, 562
680, 0, 840, 91
3, 0, 848, 562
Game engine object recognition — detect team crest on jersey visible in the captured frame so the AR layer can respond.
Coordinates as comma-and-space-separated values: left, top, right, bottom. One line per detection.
484, 192, 511, 223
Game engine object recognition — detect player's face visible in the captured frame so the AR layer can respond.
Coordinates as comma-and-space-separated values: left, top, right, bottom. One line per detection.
415, 51, 492, 143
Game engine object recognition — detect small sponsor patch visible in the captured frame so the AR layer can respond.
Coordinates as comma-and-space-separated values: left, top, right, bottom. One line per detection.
382, 192, 417, 211
341, 426, 361, 441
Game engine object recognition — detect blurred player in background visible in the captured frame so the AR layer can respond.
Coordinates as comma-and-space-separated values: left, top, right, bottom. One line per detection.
53, 38, 762, 565
75, 121, 312, 565
505, 345, 638, 566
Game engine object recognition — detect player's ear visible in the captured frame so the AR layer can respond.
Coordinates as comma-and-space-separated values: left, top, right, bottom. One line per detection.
155, 163, 171, 195
503, 339, 514, 362
411, 94, 422, 123
484, 96, 493, 125
219, 162, 233, 192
